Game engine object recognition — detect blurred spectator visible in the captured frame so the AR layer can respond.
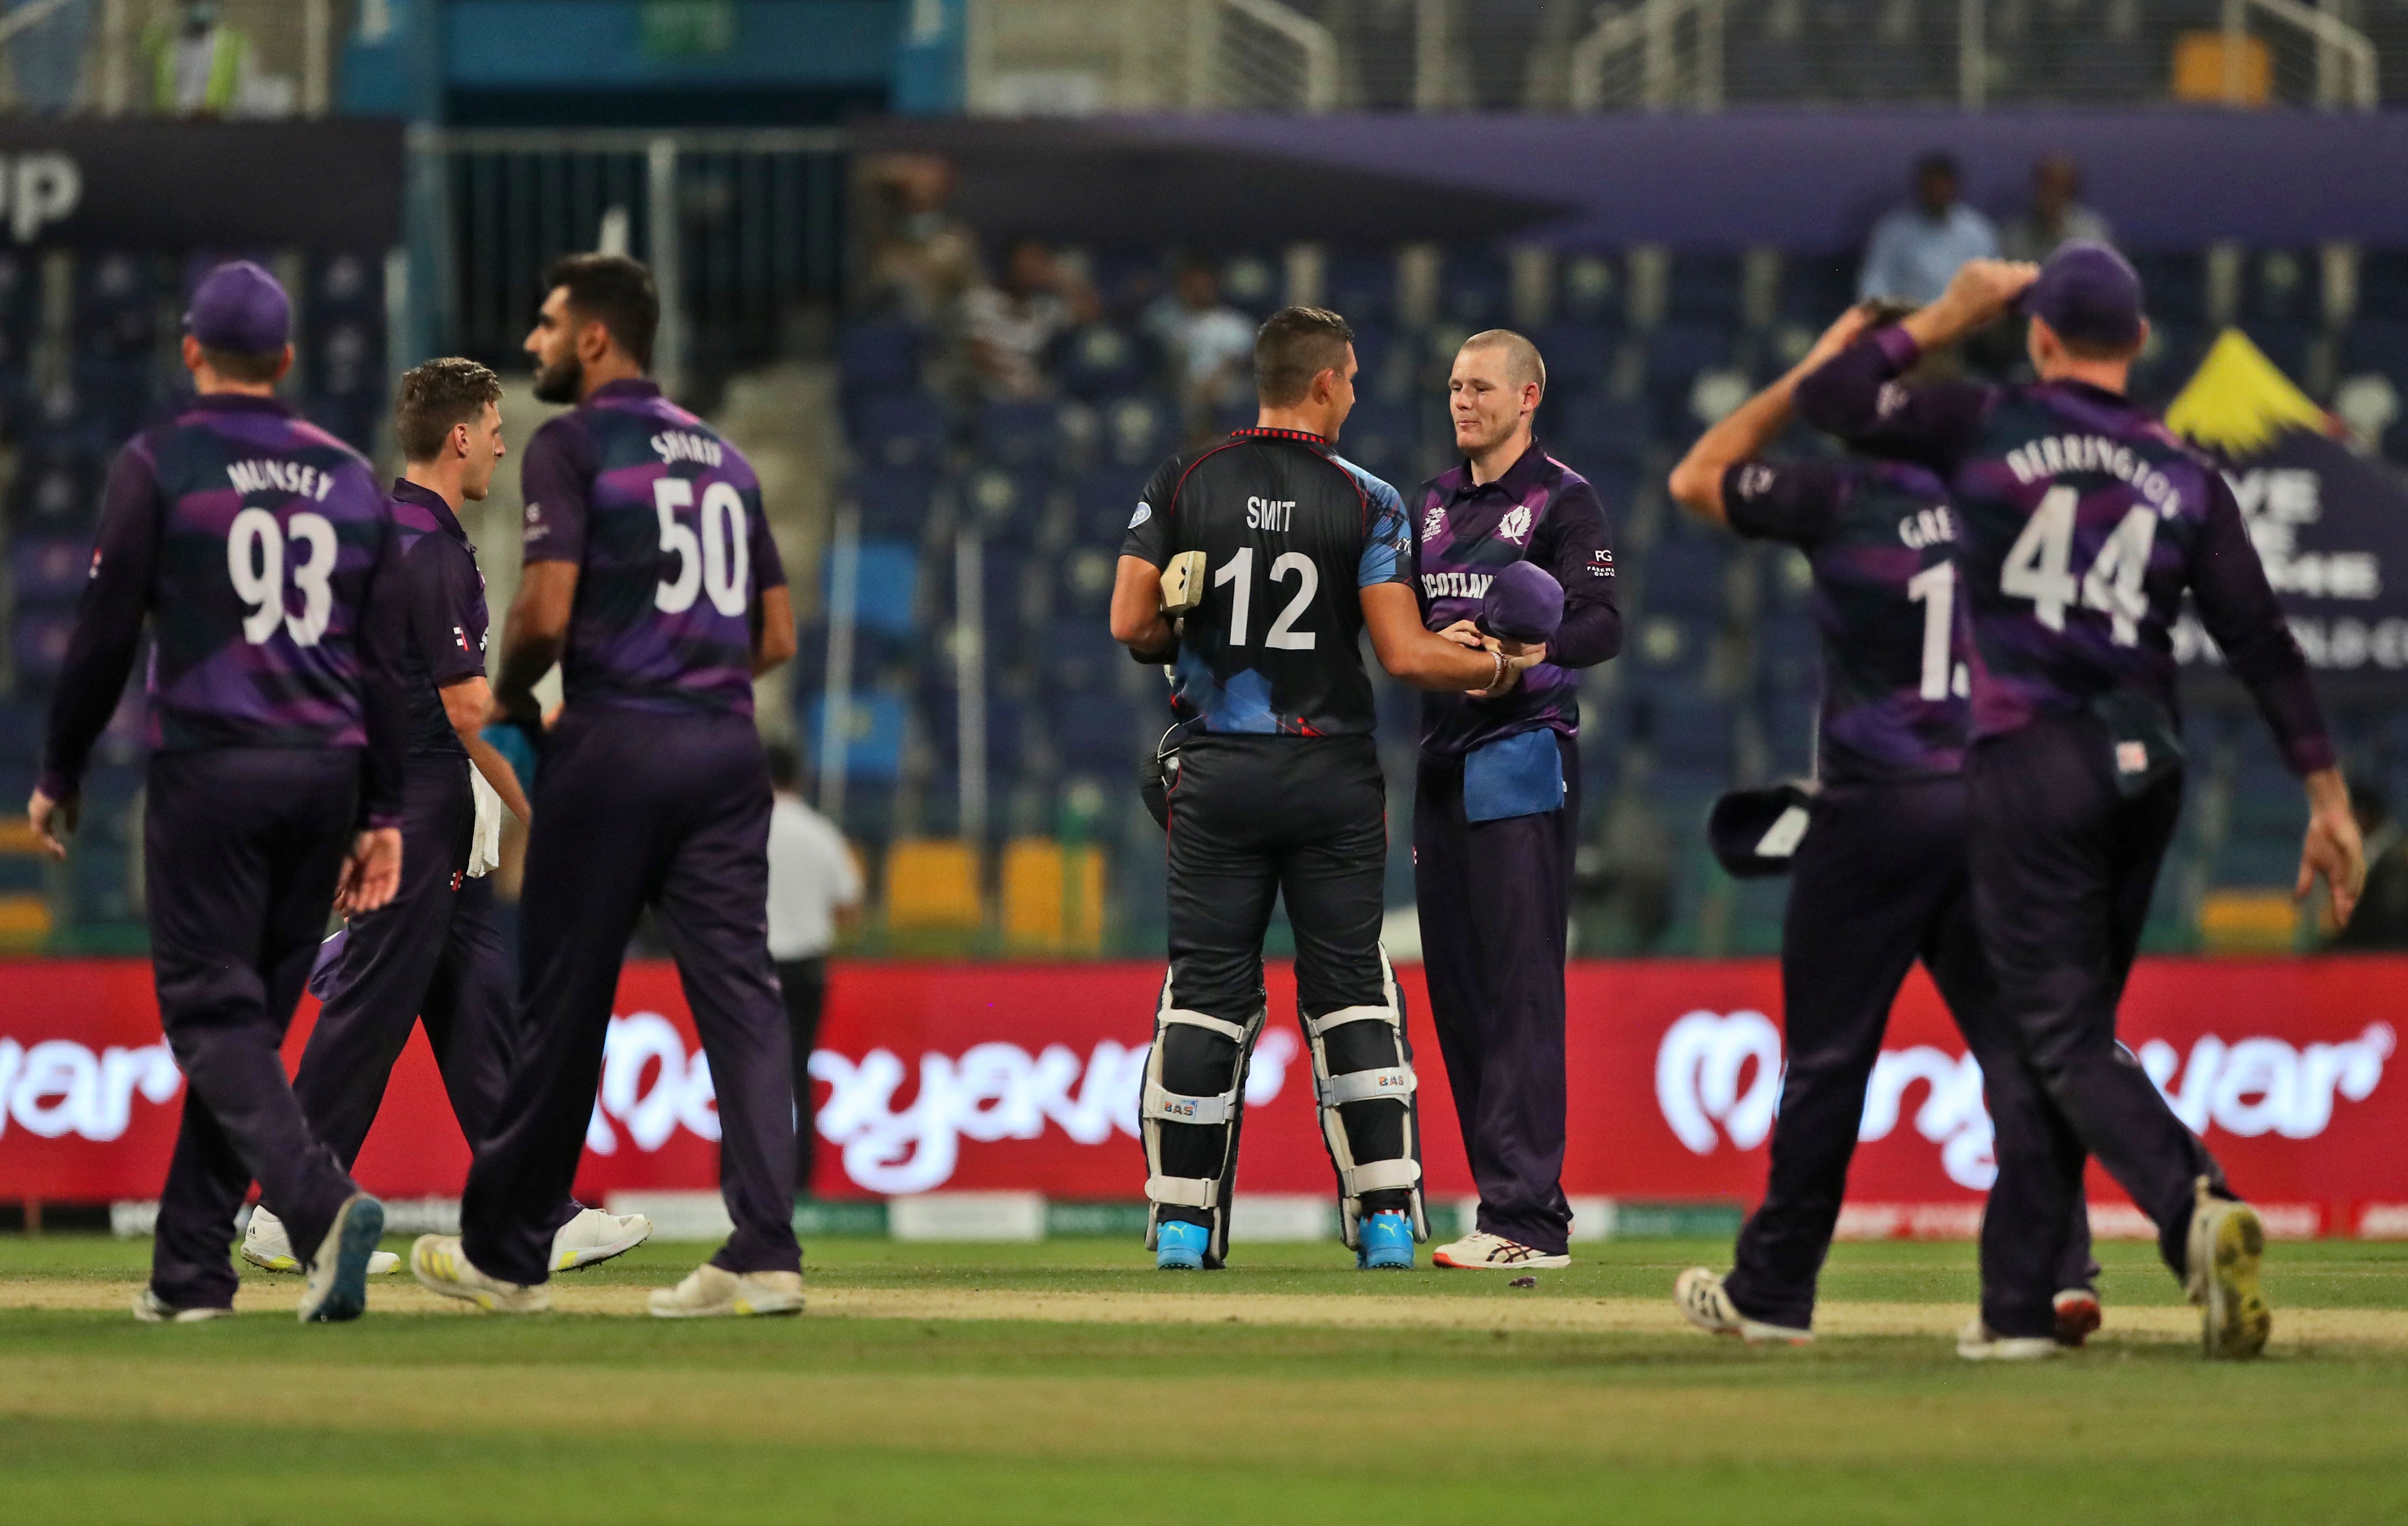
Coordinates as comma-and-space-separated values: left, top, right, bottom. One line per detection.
2329, 781, 2408, 950
142, 0, 253, 117
5, 0, 91, 114
2001, 152, 2114, 263
1143, 256, 1255, 425
765, 743, 862, 1198
860, 153, 982, 326
960, 237, 1098, 400
1858, 153, 1998, 305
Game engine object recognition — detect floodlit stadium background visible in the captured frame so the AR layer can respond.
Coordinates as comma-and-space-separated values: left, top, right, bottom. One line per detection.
4, 0, 2408, 1231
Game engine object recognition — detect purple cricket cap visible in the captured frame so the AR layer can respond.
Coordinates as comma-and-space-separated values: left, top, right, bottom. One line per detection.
183, 259, 290, 353
2018, 239, 2144, 350
1481, 560, 1564, 644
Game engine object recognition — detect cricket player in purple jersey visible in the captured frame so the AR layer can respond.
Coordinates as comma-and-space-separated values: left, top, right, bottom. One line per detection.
242, 360, 652, 1282
1665, 304, 2098, 1357
1408, 331, 1622, 1271
1795, 245, 2367, 1358
410, 254, 804, 1318
29, 261, 404, 1323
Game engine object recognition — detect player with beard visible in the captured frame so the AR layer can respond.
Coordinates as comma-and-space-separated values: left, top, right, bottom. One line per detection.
240, 358, 652, 1282
411, 254, 803, 1317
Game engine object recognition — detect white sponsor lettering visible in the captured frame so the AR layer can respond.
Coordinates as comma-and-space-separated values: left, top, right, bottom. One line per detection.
0, 1037, 182, 1142
579, 1013, 1298, 1195
1656, 1013, 2393, 1190
2224, 467, 2383, 602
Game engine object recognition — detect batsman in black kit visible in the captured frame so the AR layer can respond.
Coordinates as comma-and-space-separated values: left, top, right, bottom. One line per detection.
1109, 306, 1549, 1271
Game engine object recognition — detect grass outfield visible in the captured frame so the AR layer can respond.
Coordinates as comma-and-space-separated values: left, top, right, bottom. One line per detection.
3, 1236, 2405, 1524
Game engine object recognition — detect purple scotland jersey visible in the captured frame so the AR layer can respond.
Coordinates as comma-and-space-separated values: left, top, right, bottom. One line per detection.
1796, 327, 2333, 776
1723, 456, 1968, 782
1411, 442, 1621, 757
519, 379, 786, 717
383, 480, 490, 758
42, 392, 405, 825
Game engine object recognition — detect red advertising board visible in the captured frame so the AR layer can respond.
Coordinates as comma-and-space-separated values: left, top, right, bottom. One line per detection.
1, 958, 2402, 1234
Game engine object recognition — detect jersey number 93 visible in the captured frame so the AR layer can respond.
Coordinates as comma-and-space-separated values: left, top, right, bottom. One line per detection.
227, 507, 337, 648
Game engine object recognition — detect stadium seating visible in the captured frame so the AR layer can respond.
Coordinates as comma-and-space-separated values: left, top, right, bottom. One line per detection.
807, 237, 2408, 952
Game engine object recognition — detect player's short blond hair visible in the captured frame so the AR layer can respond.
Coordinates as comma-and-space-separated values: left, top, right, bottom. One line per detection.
1460, 329, 1546, 397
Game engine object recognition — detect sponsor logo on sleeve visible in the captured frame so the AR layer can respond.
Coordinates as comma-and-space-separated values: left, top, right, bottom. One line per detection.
1127, 503, 1151, 530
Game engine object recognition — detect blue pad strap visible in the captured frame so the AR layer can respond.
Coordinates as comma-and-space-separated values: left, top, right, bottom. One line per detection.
1463, 729, 1565, 823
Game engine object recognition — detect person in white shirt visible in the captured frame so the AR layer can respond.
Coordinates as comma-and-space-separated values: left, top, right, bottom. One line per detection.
1143, 256, 1257, 432
765, 743, 863, 1198
1858, 154, 1999, 305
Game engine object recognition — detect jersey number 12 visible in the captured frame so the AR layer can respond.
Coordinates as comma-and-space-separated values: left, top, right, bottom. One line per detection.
1211, 546, 1317, 650
2000, 485, 2157, 645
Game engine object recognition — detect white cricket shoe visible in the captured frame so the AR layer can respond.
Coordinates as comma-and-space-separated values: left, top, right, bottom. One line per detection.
550, 1207, 653, 1272
243, 1206, 399, 1276
132, 1288, 233, 1323
409, 1235, 550, 1314
1431, 1231, 1570, 1270
1957, 1318, 2061, 1361
647, 1263, 805, 1318
2185, 1178, 2271, 1360
1673, 1267, 1814, 1344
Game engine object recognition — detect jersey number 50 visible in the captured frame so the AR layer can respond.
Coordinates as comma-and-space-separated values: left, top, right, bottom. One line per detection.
227, 508, 337, 647
2000, 484, 2157, 646
653, 478, 751, 617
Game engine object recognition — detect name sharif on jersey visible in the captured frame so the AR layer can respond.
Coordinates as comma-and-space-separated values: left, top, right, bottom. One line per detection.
650, 430, 725, 468
226, 458, 338, 501
2002, 433, 2185, 516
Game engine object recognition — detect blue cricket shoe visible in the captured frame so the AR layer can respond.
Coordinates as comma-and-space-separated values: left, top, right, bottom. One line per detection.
1156, 1220, 1209, 1270
1357, 1210, 1414, 1270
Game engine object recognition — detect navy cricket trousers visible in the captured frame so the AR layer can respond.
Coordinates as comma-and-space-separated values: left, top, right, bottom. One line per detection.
291, 757, 516, 1168
1725, 774, 2095, 1338
1412, 732, 1579, 1256
146, 747, 365, 1309
460, 708, 798, 1286
1968, 711, 2223, 1284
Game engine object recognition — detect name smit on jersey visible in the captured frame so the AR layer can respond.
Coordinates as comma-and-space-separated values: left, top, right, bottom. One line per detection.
651, 430, 725, 468
225, 458, 338, 501
2002, 434, 2185, 515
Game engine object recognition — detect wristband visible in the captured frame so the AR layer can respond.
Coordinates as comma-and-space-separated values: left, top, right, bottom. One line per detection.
1489, 650, 1505, 691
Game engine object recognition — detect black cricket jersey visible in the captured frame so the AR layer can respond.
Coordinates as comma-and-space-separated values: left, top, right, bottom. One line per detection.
1121, 427, 1414, 737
